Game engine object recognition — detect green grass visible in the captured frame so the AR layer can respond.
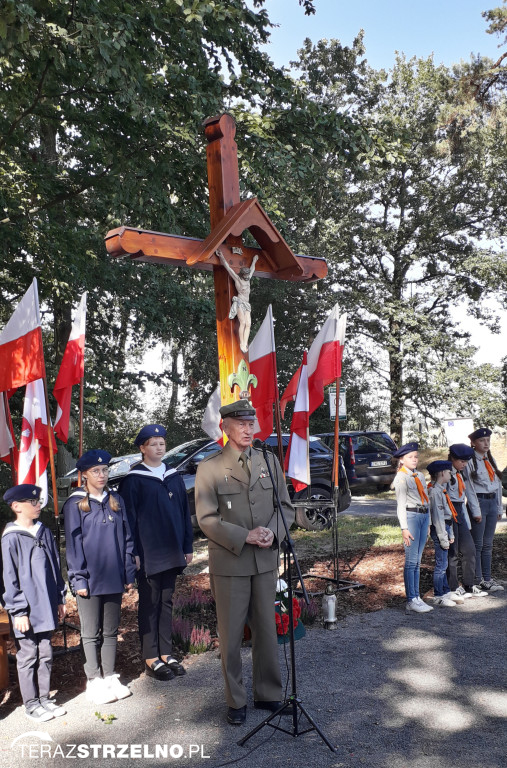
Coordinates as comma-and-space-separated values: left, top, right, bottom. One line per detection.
292, 515, 401, 554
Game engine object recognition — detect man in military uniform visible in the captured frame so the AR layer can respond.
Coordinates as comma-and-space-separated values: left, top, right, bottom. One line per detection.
195, 400, 295, 725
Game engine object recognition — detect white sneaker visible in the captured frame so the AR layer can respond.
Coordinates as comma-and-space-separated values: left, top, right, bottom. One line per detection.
40, 698, 66, 717
85, 677, 117, 705
446, 591, 465, 604
406, 598, 433, 614
433, 596, 458, 607
465, 585, 488, 597
480, 579, 505, 593
104, 674, 131, 700
454, 585, 473, 600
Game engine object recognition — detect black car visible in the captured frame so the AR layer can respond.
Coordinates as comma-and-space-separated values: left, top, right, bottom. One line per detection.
316, 431, 398, 490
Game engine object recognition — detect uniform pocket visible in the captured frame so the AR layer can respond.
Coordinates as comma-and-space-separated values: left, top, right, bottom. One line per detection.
217, 481, 242, 495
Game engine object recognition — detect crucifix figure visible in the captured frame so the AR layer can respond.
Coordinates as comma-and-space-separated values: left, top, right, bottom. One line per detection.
105, 113, 327, 409
216, 249, 258, 353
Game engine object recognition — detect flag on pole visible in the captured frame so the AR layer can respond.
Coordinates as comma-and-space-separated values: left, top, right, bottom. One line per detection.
284, 351, 310, 493
201, 383, 225, 445
280, 305, 346, 418
0, 279, 44, 392
249, 304, 278, 441
53, 292, 87, 442
0, 394, 17, 466
18, 378, 56, 506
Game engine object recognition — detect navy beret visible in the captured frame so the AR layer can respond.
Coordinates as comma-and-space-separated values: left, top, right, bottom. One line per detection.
427, 460, 452, 475
3, 484, 42, 504
393, 442, 419, 458
219, 399, 256, 420
468, 428, 492, 441
449, 443, 475, 460
134, 424, 167, 447
76, 449, 112, 471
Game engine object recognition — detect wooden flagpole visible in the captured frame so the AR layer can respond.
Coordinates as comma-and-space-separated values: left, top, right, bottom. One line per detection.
78, 376, 84, 486
41, 375, 59, 519
2, 391, 17, 484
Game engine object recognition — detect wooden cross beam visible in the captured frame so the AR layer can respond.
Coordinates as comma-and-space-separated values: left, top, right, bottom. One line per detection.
105, 113, 327, 408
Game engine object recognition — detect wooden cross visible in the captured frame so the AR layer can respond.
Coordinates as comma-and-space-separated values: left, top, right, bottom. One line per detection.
105, 113, 327, 408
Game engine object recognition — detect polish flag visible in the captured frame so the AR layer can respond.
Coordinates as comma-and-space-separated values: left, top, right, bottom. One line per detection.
284, 351, 310, 492
53, 292, 87, 442
249, 305, 278, 441
18, 378, 56, 506
201, 383, 225, 445
0, 394, 18, 467
280, 305, 346, 418
0, 279, 44, 392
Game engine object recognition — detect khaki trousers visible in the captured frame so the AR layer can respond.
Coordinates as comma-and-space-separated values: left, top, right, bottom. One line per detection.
211, 571, 282, 708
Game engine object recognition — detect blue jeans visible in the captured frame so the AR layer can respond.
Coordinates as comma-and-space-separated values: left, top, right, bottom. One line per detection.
470, 496, 498, 583
430, 524, 452, 597
403, 511, 430, 601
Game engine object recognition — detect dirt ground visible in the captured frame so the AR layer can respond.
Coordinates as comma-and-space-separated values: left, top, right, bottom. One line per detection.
2, 528, 506, 716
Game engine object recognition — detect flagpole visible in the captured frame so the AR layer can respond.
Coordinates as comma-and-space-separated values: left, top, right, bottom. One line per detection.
78, 375, 84, 486
2, 391, 17, 484
272, 357, 285, 473
42, 376, 59, 519
332, 378, 341, 495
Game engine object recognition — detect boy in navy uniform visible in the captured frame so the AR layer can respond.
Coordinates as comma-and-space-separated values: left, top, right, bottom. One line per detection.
1, 484, 67, 722
119, 424, 193, 681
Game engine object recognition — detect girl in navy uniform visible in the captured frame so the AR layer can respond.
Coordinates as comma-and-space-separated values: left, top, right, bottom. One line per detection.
391, 442, 433, 614
467, 428, 504, 592
119, 424, 193, 681
446, 444, 487, 599
2, 484, 67, 722
63, 449, 137, 705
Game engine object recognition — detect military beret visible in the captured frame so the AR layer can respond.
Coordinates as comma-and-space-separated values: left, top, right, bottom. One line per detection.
392, 442, 419, 458
449, 443, 475, 460
468, 427, 492, 441
76, 449, 112, 471
427, 460, 452, 475
219, 399, 256, 420
134, 424, 167, 446
3, 484, 42, 504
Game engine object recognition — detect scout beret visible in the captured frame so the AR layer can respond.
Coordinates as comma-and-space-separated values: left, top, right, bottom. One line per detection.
392, 442, 419, 458
468, 427, 492, 441
134, 424, 167, 446
427, 460, 452, 475
76, 449, 112, 471
3, 484, 42, 504
219, 399, 256, 420
449, 444, 475, 460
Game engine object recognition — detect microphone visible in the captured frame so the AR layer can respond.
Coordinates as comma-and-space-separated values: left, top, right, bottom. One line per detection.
252, 439, 266, 450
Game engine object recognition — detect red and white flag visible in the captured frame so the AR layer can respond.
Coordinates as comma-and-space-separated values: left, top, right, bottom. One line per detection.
249, 305, 278, 441
280, 305, 346, 418
0, 394, 17, 467
18, 378, 56, 505
201, 383, 225, 445
0, 279, 44, 392
284, 351, 310, 492
53, 292, 87, 442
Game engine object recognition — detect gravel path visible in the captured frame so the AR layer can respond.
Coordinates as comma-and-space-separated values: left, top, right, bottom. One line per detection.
2, 588, 506, 768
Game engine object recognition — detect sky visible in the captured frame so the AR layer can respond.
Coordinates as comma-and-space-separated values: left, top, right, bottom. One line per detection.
262, 0, 502, 71
259, 0, 507, 366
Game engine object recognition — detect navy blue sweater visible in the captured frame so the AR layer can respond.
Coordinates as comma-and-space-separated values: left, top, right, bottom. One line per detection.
119, 464, 193, 577
1, 522, 66, 638
63, 489, 137, 595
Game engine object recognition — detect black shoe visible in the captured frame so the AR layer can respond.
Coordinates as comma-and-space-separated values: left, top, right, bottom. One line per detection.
254, 700, 289, 715
163, 659, 186, 676
145, 660, 174, 681
227, 705, 246, 725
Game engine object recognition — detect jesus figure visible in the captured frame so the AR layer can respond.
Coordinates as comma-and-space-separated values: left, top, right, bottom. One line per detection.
216, 249, 259, 353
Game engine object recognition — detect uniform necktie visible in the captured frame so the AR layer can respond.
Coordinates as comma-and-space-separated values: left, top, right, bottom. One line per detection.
456, 472, 465, 498
239, 452, 251, 478
399, 466, 429, 505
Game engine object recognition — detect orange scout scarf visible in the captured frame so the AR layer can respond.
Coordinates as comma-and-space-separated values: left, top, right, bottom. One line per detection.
399, 465, 429, 505
484, 458, 496, 482
456, 472, 465, 498
443, 489, 458, 522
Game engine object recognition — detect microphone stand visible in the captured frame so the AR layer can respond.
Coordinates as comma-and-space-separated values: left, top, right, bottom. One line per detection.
237, 441, 337, 753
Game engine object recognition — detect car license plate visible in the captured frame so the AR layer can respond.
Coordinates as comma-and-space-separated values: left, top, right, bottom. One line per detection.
370, 460, 388, 467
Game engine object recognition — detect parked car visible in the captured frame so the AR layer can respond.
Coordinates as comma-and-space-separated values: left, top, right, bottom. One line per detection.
316, 431, 398, 490
58, 436, 351, 533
